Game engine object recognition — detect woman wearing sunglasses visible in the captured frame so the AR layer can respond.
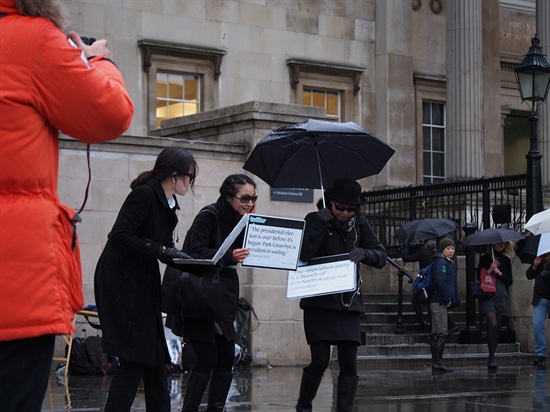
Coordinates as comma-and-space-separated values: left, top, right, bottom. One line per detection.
168, 174, 257, 412
296, 178, 387, 412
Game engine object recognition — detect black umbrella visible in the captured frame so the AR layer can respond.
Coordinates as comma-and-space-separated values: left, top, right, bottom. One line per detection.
463, 227, 525, 247
517, 232, 550, 263
242, 119, 395, 196
397, 218, 456, 244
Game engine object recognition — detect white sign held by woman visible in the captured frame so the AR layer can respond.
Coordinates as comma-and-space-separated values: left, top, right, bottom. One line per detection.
286, 254, 357, 299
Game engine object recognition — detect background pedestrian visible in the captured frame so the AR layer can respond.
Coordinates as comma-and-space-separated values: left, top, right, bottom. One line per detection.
525, 252, 550, 365
477, 241, 515, 370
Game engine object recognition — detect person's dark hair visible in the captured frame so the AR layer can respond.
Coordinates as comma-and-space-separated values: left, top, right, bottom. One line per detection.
219, 174, 256, 198
130, 147, 198, 190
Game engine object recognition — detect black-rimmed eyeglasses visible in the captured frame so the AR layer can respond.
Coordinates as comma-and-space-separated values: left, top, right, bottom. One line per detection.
233, 194, 258, 204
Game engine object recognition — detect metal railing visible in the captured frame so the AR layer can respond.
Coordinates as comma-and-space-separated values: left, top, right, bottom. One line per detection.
360, 174, 527, 335
361, 174, 527, 258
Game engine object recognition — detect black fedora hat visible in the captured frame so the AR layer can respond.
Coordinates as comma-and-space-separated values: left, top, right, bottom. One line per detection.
325, 178, 363, 206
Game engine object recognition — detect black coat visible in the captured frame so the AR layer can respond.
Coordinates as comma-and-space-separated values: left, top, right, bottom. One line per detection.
526, 259, 550, 305
94, 178, 177, 366
167, 197, 243, 343
299, 211, 387, 313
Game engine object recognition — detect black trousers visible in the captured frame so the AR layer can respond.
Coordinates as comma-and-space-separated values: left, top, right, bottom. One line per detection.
104, 333, 170, 412
0, 334, 55, 412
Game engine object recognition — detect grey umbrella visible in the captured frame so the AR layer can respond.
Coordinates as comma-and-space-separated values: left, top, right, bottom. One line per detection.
397, 218, 456, 244
463, 227, 525, 247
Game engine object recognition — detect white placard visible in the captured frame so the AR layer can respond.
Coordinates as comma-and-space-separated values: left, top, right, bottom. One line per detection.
242, 214, 305, 270
286, 254, 357, 300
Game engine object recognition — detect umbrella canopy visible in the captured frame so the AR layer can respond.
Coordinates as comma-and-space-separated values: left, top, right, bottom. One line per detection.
518, 232, 550, 263
242, 119, 395, 191
397, 218, 456, 244
463, 227, 525, 247
525, 209, 550, 236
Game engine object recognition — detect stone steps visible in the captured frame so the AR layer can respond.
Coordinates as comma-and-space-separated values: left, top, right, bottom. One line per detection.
345, 293, 533, 365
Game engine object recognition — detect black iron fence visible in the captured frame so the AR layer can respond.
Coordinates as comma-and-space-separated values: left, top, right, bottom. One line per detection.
361, 174, 528, 258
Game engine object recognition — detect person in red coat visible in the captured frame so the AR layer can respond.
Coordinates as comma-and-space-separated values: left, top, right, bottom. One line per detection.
0, 1, 134, 410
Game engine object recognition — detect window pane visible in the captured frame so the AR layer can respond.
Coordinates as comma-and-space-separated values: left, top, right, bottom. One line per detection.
432, 103, 444, 126
167, 75, 183, 100
432, 128, 444, 151
157, 73, 168, 99
423, 152, 432, 176
432, 152, 445, 177
423, 127, 431, 149
422, 102, 430, 124
312, 91, 325, 108
184, 77, 199, 101
326, 93, 339, 116
302, 90, 312, 106
183, 102, 199, 116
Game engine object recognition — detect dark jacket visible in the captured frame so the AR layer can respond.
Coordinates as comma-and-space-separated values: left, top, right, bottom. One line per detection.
477, 251, 513, 287
430, 253, 460, 307
526, 259, 550, 305
170, 197, 243, 343
94, 178, 177, 366
299, 211, 387, 313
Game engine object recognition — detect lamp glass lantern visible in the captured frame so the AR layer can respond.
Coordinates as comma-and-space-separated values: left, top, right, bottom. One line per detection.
514, 35, 550, 105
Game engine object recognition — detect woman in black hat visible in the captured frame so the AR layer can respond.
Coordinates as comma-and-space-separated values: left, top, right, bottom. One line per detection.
295, 178, 387, 412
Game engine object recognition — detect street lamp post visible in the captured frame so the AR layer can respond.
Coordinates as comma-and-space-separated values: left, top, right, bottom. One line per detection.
514, 35, 550, 220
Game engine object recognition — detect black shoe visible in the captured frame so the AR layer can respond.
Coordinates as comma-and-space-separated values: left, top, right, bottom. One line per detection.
487, 358, 497, 370
448, 325, 459, 335
534, 356, 546, 365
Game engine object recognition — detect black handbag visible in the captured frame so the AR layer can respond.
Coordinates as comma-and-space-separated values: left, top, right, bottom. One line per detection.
160, 205, 239, 322
470, 282, 494, 300
161, 265, 239, 322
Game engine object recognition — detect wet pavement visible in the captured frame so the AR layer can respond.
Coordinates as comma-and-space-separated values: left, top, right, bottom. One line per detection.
43, 359, 549, 411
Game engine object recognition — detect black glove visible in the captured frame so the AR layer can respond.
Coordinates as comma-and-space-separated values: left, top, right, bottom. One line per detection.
349, 248, 366, 263
349, 248, 375, 264
317, 207, 333, 223
160, 247, 193, 260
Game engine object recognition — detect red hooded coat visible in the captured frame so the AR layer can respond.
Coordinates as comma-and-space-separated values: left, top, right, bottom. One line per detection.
0, 0, 134, 341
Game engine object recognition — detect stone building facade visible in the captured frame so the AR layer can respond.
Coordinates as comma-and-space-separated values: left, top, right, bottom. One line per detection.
57, 0, 549, 364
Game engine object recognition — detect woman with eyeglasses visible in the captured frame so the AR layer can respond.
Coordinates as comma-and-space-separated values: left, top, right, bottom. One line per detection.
296, 178, 387, 412
167, 173, 257, 412
94, 147, 198, 412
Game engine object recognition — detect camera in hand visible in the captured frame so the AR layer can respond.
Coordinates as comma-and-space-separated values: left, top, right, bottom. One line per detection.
80, 36, 96, 45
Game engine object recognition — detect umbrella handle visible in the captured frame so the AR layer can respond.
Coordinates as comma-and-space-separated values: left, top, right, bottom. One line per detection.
314, 141, 326, 208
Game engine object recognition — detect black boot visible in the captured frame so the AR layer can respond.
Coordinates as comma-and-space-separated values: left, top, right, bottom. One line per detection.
336, 375, 358, 412
429, 334, 438, 368
182, 370, 211, 411
295, 370, 323, 412
433, 335, 452, 372
206, 371, 233, 412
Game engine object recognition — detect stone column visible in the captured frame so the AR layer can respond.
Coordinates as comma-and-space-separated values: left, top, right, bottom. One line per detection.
537, 0, 550, 188
446, 0, 484, 179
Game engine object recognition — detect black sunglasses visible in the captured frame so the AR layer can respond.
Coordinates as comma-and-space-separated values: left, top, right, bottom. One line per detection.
333, 203, 357, 213
233, 194, 258, 204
